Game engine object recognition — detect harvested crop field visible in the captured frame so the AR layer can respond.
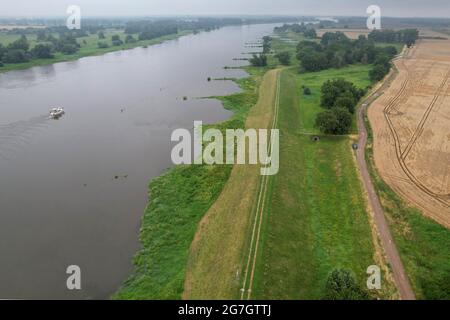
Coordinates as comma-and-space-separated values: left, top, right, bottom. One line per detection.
368, 39, 450, 228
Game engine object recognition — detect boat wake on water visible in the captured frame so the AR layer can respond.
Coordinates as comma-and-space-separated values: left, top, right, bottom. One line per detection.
0, 115, 51, 161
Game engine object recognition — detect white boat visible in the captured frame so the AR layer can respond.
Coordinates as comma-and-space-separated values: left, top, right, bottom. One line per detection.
50, 107, 65, 119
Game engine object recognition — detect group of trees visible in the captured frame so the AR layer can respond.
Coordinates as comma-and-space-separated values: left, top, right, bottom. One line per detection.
274, 23, 317, 39
0, 35, 59, 65
324, 269, 370, 300
297, 32, 399, 73
125, 21, 179, 41
262, 36, 272, 54
249, 36, 272, 67
249, 54, 268, 67
369, 50, 395, 82
0, 30, 84, 66
368, 29, 419, 47
275, 51, 291, 65
98, 33, 137, 49
315, 79, 365, 134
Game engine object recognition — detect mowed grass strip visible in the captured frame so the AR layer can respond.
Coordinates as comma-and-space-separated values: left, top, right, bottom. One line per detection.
183, 69, 280, 300
251, 68, 376, 299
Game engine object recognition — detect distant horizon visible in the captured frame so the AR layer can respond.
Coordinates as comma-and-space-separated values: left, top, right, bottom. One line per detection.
1, 0, 450, 19
1, 14, 450, 20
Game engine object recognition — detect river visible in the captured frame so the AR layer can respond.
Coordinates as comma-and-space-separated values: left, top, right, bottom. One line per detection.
0, 23, 277, 299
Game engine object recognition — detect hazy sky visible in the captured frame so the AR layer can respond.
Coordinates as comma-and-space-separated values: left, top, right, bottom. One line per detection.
1, 0, 450, 18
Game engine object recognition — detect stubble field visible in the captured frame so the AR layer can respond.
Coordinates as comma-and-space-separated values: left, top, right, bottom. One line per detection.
369, 39, 450, 228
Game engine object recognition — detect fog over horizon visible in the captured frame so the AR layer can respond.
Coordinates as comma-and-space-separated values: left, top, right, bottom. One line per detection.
0, 0, 450, 18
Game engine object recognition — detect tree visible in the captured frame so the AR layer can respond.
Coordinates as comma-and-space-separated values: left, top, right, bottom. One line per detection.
111, 35, 123, 46
333, 108, 353, 134
31, 44, 54, 59
315, 110, 339, 134
315, 108, 352, 135
335, 95, 356, 114
321, 31, 350, 47
8, 35, 29, 51
0, 44, 6, 61
97, 41, 109, 49
299, 50, 328, 72
36, 31, 47, 42
60, 44, 79, 55
98, 31, 106, 39
323, 269, 370, 300
262, 36, 272, 54
3, 49, 31, 63
125, 34, 137, 44
369, 64, 389, 82
304, 28, 317, 39
250, 54, 267, 67
320, 79, 363, 109
275, 51, 291, 65
368, 29, 418, 47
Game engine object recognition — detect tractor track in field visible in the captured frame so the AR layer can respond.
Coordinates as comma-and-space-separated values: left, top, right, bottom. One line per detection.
383, 61, 450, 207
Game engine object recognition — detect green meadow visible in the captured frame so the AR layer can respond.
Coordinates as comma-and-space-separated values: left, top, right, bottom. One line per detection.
250, 66, 382, 299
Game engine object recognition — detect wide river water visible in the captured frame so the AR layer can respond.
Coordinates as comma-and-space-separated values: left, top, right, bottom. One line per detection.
0, 23, 277, 299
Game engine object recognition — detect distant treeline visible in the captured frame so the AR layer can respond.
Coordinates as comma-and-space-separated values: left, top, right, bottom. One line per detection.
125, 21, 179, 41
368, 29, 419, 47
274, 23, 317, 39
275, 23, 419, 47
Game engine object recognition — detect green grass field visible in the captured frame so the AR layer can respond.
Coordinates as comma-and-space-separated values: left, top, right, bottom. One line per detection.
250, 67, 381, 299
294, 65, 372, 134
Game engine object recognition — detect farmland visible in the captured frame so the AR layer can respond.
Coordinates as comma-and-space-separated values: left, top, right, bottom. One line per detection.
368, 39, 450, 228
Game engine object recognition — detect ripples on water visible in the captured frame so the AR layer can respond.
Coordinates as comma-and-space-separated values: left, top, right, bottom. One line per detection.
0, 115, 50, 160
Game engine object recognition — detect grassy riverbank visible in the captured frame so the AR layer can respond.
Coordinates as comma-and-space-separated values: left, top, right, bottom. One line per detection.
0, 29, 191, 73
182, 68, 280, 299
182, 32, 393, 300
113, 67, 266, 299
114, 30, 417, 300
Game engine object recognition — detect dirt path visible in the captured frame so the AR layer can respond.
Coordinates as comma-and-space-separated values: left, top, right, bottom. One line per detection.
357, 64, 416, 300
182, 69, 281, 299
240, 72, 281, 300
